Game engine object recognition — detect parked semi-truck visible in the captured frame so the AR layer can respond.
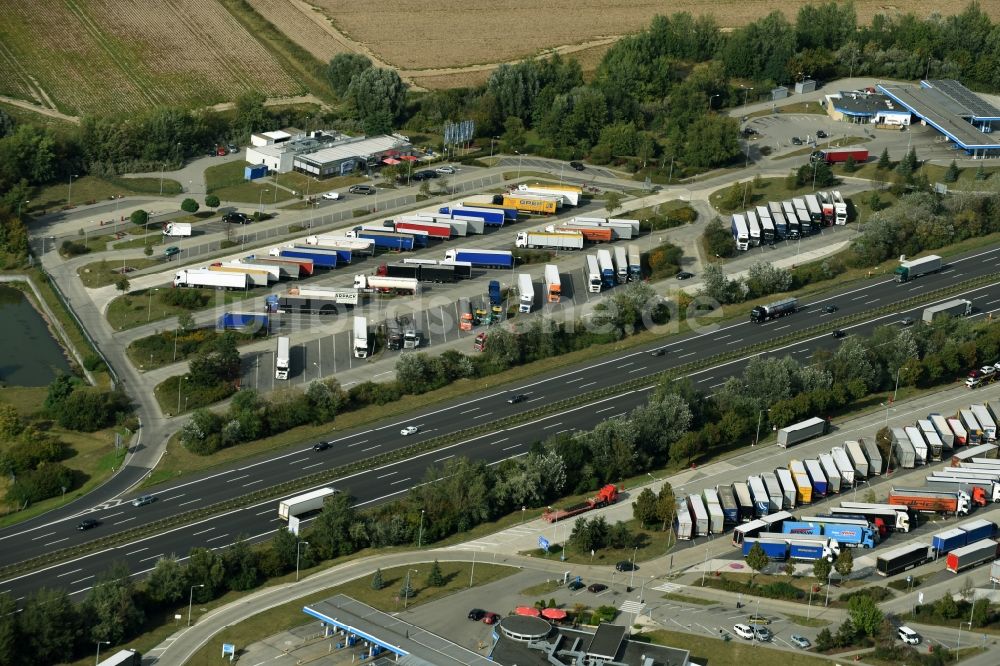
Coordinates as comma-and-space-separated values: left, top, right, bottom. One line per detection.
905, 426, 929, 465
353, 316, 369, 358
274, 247, 338, 269
811, 149, 869, 165
861, 437, 884, 475
703, 489, 725, 534
947, 539, 999, 573
518, 183, 582, 206
275, 336, 290, 380
930, 414, 956, 449
305, 235, 375, 255
831, 503, 911, 532
395, 219, 452, 240
747, 476, 772, 516
558, 225, 613, 243
163, 222, 192, 237
777, 416, 827, 448
627, 245, 641, 281
245, 256, 310, 278
742, 535, 839, 561
831, 447, 856, 487
223, 261, 281, 282
732, 482, 754, 520
208, 264, 270, 287
819, 453, 843, 494
750, 297, 797, 323
689, 494, 710, 536
353, 274, 419, 294
924, 298, 972, 323
217, 312, 268, 331
789, 460, 813, 504
894, 254, 942, 283
932, 527, 969, 555
278, 487, 337, 521
517, 273, 534, 313
804, 459, 829, 497
347, 228, 415, 251
919, 419, 945, 459
542, 484, 620, 522
732, 511, 794, 545
496, 194, 559, 215
876, 542, 932, 576
291, 243, 352, 263
782, 521, 876, 548
613, 246, 628, 283
439, 206, 505, 227
889, 487, 971, 515
925, 476, 998, 503
775, 468, 797, 509
761, 472, 784, 511
971, 404, 998, 441
173, 268, 249, 290
832, 191, 848, 224
515, 231, 584, 250
675, 500, 693, 540
444, 248, 514, 269
717, 485, 740, 524
544, 265, 561, 303
586, 255, 602, 293
891, 427, 916, 468
597, 249, 615, 287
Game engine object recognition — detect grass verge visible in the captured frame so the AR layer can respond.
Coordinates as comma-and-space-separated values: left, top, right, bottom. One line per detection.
27, 175, 181, 214
772, 135, 868, 160
77, 258, 162, 289
518, 518, 673, 567
106, 286, 261, 330
745, 100, 827, 119
204, 160, 298, 205
661, 592, 715, 605
642, 628, 833, 665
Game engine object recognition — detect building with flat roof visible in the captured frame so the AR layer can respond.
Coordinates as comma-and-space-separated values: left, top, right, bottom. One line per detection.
294, 134, 415, 178
824, 89, 911, 126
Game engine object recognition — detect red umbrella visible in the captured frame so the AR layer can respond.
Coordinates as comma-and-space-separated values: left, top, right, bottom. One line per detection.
541, 608, 567, 620
515, 606, 541, 616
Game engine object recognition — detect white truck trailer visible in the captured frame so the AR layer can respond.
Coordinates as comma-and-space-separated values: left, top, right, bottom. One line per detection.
515, 231, 584, 250
163, 222, 192, 237
586, 255, 602, 293
278, 487, 337, 520
172, 268, 248, 290
353, 316, 369, 358
613, 246, 628, 283
517, 273, 535, 313
275, 336, 290, 380
544, 264, 561, 303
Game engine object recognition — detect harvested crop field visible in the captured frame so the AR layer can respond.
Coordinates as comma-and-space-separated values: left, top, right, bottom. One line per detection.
312, 0, 999, 70
0, 0, 302, 116
247, 0, 352, 62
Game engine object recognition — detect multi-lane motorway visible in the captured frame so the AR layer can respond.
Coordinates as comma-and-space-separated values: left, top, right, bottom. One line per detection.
1, 244, 998, 603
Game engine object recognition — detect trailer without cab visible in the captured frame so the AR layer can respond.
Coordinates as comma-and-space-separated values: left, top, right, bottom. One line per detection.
762, 472, 784, 510
733, 482, 754, 520
275, 336, 290, 380
811, 149, 869, 165
961, 409, 984, 444
747, 476, 772, 516
951, 443, 998, 465
499, 194, 558, 215
790, 460, 813, 504
782, 521, 821, 536
306, 235, 375, 255
795, 206, 812, 234
819, 453, 843, 493
777, 416, 826, 448
395, 219, 452, 240
703, 488, 725, 534
627, 245, 641, 281
596, 249, 615, 287
516, 231, 584, 250
689, 495, 710, 536
919, 420, 944, 460
208, 264, 270, 287
675, 500, 693, 540
741, 536, 790, 559
947, 539, 999, 573
932, 528, 969, 555
278, 487, 337, 520
444, 248, 514, 269
518, 183, 582, 206
544, 264, 561, 303
971, 405, 997, 441
247, 256, 309, 278
804, 194, 823, 221
924, 298, 972, 323
717, 485, 740, 524
770, 210, 788, 238
804, 459, 829, 497
861, 437, 884, 475
218, 312, 268, 331
831, 447, 856, 487
746, 211, 761, 246
845, 441, 869, 478
894, 254, 942, 283
354, 274, 419, 294
775, 468, 797, 509
348, 228, 415, 251
517, 273, 534, 313
876, 543, 932, 576
905, 426, 928, 465
613, 246, 628, 283
276, 247, 338, 269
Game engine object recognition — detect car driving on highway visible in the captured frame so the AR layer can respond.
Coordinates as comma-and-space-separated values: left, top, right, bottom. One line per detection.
77, 518, 99, 531
400, 425, 419, 436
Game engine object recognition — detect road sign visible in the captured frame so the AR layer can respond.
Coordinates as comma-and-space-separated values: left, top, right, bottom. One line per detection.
538, 536, 550, 552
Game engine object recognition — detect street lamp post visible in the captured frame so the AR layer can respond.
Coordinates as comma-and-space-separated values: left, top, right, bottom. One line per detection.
68, 174, 78, 207
177, 376, 185, 414
742, 87, 754, 109
807, 585, 814, 619
16, 199, 29, 218
629, 546, 638, 589
188, 584, 205, 625
893, 366, 903, 402
147, 288, 158, 322
754, 408, 770, 446
295, 540, 310, 582
708, 94, 720, 112
824, 570, 833, 607
489, 136, 499, 161
515, 150, 523, 179
403, 569, 418, 609
160, 163, 167, 195
95, 640, 110, 665
957, 620, 972, 661
417, 509, 425, 548
258, 189, 269, 215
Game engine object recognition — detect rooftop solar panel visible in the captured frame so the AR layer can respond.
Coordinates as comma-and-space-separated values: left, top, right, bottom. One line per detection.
927, 79, 1000, 119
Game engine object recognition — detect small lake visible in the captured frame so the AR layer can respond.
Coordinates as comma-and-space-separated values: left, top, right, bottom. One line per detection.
0, 285, 73, 386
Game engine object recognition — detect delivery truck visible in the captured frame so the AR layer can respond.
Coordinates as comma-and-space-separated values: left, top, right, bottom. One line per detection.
444, 248, 514, 269
804, 459, 829, 497
586, 255, 602, 293
894, 254, 942, 283
518, 183, 582, 206
703, 488, 725, 534
278, 487, 337, 520
747, 476, 772, 516
173, 268, 248, 290
831, 503, 911, 533
751, 297, 798, 323
924, 298, 972, 323
904, 426, 928, 465
517, 273, 534, 313
353, 274, 419, 294
777, 416, 827, 448
163, 222, 192, 237
876, 542, 932, 576
305, 235, 375, 255
353, 316, 369, 358
761, 472, 784, 511
597, 249, 615, 287
515, 231, 584, 250
861, 437, 884, 475
946, 539, 999, 573
675, 500, 693, 540
732, 482, 754, 521
217, 312, 268, 331
889, 487, 971, 515
275, 336, 290, 380
811, 148, 869, 164
544, 264, 561, 303
627, 245, 641, 281
790, 460, 813, 504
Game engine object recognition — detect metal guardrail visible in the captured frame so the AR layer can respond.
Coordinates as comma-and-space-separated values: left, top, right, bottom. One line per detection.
1, 271, 994, 579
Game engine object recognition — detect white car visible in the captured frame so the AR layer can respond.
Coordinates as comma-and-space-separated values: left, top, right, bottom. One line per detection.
733, 624, 754, 640
898, 626, 920, 645
400, 425, 419, 436
321, 191, 341, 200
435, 165, 455, 174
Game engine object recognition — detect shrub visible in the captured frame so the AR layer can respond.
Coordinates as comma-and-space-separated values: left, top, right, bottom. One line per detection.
204, 194, 220, 208
160, 289, 210, 309
130, 209, 149, 226
181, 198, 199, 213
4, 461, 75, 505
82, 354, 105, 371
60, 240, 89, 257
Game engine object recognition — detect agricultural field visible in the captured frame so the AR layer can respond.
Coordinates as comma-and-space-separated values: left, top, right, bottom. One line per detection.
247, 0, 351, 63
312, 0, 994, 73
0, 0, 303, 116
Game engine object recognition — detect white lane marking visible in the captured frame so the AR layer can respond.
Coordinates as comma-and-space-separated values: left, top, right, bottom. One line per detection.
43, 538, 68, 547
596, 406, 615, 413
302, 463, 323, 470
227, 474, 249, 483
543, 422, 563, 430
476, 412, 493, 418
503, 443, 524, 451
773, 325, 790, 331
435, 455, 455, 463
178, 499, 200, 507
390, 477, 411, 486
628, 367, 646, 374
206, 534, 229, 542
244, 480, 263, 487
192, 528, 214, 536
114, 517, 136, 526
160, 494, 185, 502
56, 568, 82, 578
376, 472, 397, 479
491, 438, 509, 445
288, 458, 309, 465
579, 381, 596, 388
139, 553, 163, 563
460, 407, 480, 414
31, 532, 56, 541
617, 362, 634, 369
124, 547, 148, 556
361, 444, 380, 452
70, 575, 94, 585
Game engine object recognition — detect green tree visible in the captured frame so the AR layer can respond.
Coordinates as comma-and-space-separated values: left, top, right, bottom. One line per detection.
944, 160, 960, 183
327, 53, 372, 96
0, 403, 23, 440
721, 181, 744, 211
399, 575, 414, 599
0, 593, 16, 666
834, 548, 854, 577
308, 491, 357, 559
501, 115, 526, 153
847, 594, 883, 637
843, 155, 857, 172
703, 216, 736, 257
84, 562, 144, 644
146, 555, 187, 605
632, 487, 659, 527
371, 568, 384, 591
18, 588, 80, 664
656, 483, 676, 531
813, 556, 832, 583
347, 67, 406, 131
204, 194, 220, 208
604, 191, 623, 214
266, 527, 299, 576
130, 209, 148, 227
223, 535, 261, 591
114, 273, 130, 295
934, 591, 959, 619
745, 542, 769, 578
426, 560, 445, 587
181, 198, 199, 213
143, 244, 153, 257
877, 147, 891, 170
186, 547, 226, 602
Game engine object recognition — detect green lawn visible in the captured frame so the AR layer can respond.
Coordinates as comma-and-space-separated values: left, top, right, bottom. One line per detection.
642, 629, 834, 666
746, 100, 827, 119
105, 285, 260, 330
27, 175, 181, 214
153, 374, 236, 416
126, 328, 261, 371
77, 258, 162, 289
709, 176, 824, 214
204, 160, 297, 205
518, 517, 673, 568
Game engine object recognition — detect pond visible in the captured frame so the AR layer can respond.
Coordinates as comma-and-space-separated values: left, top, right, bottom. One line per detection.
0, 285, 73, 386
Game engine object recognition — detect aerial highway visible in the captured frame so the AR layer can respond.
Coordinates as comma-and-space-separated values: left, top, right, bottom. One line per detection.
1, 244, 998, 602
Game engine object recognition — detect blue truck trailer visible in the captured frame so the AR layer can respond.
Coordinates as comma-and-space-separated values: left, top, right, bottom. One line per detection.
823, 523, 877, 548
445, 248, 514, 269
349, 228, 415, 251
956, 518, 997, 544
277, 248, 338, 269
782, 521, 822, 536
933, 528, 969, 555
293, 244, 351, 263
743, 535, 838, 561
439, 206, 505, 227
218, 312, 268, 331
717, 485, 740, 524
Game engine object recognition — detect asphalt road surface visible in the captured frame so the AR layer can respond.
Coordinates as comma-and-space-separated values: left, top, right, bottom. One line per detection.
1, 244, 998, 602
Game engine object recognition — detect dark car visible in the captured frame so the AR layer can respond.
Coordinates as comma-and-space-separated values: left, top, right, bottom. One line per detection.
313, 442, 331, 452
482, 612, 500, 625
223, 212, 250, 224
567, 580, 585, 591
791, 136, 803, 145
816, 130, 828, 139
650, 348, 666, 357
900, 317, 915, 326
349, 184, 376, 195
410, 171, 428, 181
832, 329, 846, 338
570, 161, 585, 171
77, 518, 99, 531
468, 608, 486, 621
587, 583, 607, 593
507, 394, 527, 404
741, 127, 758, 137
676, 271, 694, 280
615, 560, 636, 572
163, 246, 180, 258
823, 304, 838, 313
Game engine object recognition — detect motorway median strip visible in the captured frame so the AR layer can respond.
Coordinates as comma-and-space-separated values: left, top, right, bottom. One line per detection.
1, 271, 995, 580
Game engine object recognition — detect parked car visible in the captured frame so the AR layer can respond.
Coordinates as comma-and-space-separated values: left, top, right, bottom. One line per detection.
615, 560, 636, 572
482, 612, 500, 625
410, 171, 428, 181
131, 495, 156, 507
507, 394, 527, 404
349, 184, 376, 195
752, 625, 772, 641
416, 170, 438, 179
570, 161, 585, 171
898, 626, 920, 645
675, 271, 693, 280
313, 442, 331, 452
587, 583, 607, 593
791, 136, 803, 145
321, 191, 341, 200
227, 143, 239, 154
790, 635, 811, 649
733, 624, 754, 640
77, 518, 100, 531
436, 165, 456, 174
567, 580, 585, 591
400, 425, 419, 436
163, 246, 180, 258
223, 212, 250, 224
467, 608, 486, 621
